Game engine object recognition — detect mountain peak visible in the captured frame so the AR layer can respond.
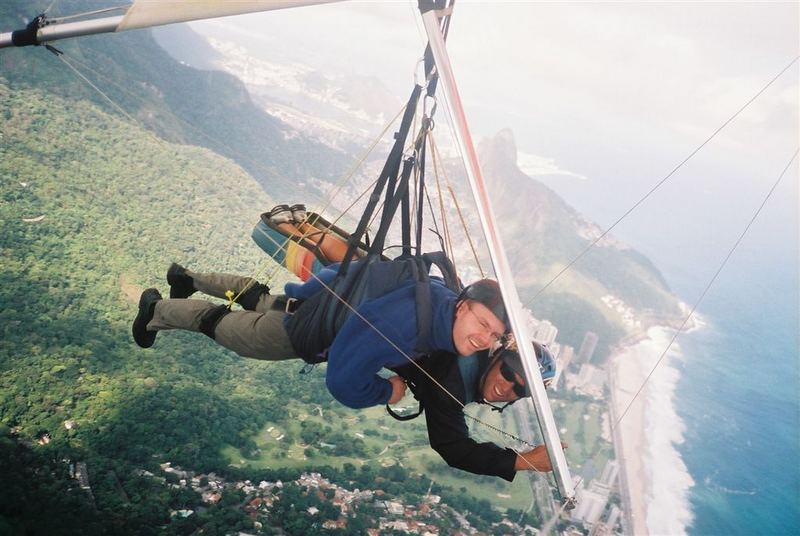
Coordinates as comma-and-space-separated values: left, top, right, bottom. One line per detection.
479, 129, 518, 171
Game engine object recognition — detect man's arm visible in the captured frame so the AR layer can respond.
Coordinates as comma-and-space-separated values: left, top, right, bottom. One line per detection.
423, 399, 519, 482
325, 306, 416, 409
514, 445, 561, 472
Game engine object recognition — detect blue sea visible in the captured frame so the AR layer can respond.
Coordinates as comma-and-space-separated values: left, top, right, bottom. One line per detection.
673, 209, 799, 535
618, 171, 799, 534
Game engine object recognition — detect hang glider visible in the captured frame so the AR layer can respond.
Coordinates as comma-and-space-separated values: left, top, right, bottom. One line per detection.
0, 1, 341, 49
0, 0, 576, 508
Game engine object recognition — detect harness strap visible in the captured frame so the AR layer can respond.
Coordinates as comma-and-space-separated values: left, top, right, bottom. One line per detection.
338, 85, 423, 276
11, 15, 44, 47
386, 400, 425, 421
199, 304, 232, 339
269, 296, 303, 314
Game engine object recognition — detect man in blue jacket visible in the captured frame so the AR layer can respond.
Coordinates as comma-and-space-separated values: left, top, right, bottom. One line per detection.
132, 264, 508, 409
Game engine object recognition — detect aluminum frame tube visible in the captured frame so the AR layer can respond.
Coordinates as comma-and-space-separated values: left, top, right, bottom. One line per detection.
421, 10, 575, 507
1, 16, 123, 48
1, 1, 343, 49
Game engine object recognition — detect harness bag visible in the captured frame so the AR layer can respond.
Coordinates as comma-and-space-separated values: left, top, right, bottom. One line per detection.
285, 252, 459, 364
251, 211, 371, 282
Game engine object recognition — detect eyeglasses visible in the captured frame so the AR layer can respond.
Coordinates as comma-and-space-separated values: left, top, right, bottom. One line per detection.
465, 303, 505, 344
499, 360, 528, 398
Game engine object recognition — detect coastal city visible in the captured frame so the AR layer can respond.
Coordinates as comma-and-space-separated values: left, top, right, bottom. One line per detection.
516, 311, 630, 536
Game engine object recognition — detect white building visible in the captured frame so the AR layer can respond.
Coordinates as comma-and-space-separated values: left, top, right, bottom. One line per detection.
600, 460, 619, 488
533, 320, 558, 345
571, 480, 611, 526
577, 332, 599, 364
553, 345, 574, 389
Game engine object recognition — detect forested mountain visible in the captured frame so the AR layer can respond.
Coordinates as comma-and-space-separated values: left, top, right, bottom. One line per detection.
0, 5, 535, 534
478, 130, 684, 358
3, 65, 503, 536
0, 1, 348, 198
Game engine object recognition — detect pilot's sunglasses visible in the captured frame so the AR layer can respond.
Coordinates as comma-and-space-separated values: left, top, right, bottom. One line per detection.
499, 360, 528, 398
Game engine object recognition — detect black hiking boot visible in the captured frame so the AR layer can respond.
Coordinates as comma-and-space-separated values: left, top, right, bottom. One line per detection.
132, 288, 162, 348
167, 263, 195, 299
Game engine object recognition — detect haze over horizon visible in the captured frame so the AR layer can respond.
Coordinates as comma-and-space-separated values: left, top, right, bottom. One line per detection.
189, 1, 798, 299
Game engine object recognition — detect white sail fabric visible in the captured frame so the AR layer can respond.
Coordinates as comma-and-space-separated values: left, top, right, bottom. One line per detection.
118, 0, 340, 31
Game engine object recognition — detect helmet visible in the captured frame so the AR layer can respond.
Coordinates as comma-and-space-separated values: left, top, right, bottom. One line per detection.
458, 279, 508, 330
492, 340, 556, 395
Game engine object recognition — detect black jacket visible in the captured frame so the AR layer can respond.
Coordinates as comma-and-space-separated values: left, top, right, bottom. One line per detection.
391, 351, 518, 482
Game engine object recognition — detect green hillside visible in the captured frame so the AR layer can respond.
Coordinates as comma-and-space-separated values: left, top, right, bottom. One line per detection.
0, 80, 295, 531
0, 1, 348, 197
0, 80, 544, 534
478, 130, 684, 360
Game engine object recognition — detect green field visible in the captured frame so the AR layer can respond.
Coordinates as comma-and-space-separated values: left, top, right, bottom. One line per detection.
222, 398, 571, 511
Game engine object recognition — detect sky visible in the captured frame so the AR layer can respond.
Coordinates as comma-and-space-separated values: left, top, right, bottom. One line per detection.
189, 1, 798, 300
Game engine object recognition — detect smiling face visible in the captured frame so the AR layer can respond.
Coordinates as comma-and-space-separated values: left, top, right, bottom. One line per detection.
481, 358, 527, 403
452, 300, 507, 356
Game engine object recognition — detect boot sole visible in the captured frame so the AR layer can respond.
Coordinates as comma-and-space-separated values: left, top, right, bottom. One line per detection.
132, 290, 160, 348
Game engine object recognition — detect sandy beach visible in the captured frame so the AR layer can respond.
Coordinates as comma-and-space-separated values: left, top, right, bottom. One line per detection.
610, 350, 650, 536
609, 321, 697, 536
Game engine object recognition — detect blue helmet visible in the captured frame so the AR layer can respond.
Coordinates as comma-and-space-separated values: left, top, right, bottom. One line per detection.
492, 340, 556, 395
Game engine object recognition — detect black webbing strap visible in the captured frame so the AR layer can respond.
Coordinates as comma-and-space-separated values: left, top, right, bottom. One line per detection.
417, 0, 448, 15
198, 304, 232, 339
11, 14, 44, 47
338, 84, 423, 276
386, 400, 425, 421
401, 168, 412, 257
415, 135, 428, 253
371, 155, 416, 255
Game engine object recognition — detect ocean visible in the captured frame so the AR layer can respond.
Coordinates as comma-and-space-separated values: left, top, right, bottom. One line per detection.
674, 245, 799, 534
638, 170, 799, 535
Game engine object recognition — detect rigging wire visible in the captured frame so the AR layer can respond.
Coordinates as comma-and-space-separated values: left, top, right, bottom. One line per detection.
430, 144, 456, 263
46, 5, 128, 24
430, 132, 485, 276
524, 54, 800, 308
53, 52, 142, 129
43, 0, 60, 16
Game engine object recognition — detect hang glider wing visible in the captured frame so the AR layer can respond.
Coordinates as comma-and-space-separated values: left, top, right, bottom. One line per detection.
0, 0, 342, 48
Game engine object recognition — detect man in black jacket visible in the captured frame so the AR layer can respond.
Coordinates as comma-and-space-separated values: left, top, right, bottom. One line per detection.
390, 341, 559, 481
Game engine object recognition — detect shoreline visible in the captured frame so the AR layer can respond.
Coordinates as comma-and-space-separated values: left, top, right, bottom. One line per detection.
609, 316, 701, 535
609, 348, 649, 536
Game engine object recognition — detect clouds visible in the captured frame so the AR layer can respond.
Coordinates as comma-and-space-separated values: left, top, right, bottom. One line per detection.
445, 2, 797, 162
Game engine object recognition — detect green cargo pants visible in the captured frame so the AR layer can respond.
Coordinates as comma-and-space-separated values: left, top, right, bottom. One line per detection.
147, 270, 299, 360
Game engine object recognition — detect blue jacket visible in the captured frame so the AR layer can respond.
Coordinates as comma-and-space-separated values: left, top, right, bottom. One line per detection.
285, 264, 458, 409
